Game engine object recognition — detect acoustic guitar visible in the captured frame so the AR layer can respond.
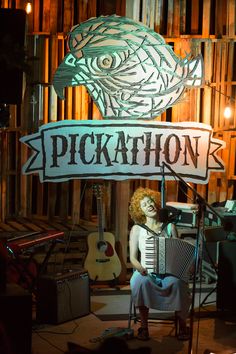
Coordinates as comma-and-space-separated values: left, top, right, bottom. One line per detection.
84, 184, 122, 281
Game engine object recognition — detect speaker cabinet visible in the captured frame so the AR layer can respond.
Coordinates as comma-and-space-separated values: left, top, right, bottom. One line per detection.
217, 241, 236, 313
0, 9, 26, 104
36, 269, 90, 324
0, 283, 32, 354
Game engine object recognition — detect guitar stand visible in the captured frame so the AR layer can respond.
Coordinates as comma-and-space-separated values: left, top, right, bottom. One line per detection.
7, 238, 62, 295
109, 274, 120, 290
90, 273, 120, 291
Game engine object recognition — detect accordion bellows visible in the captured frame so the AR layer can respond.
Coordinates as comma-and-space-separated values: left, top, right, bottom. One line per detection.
145, 237, 196, 282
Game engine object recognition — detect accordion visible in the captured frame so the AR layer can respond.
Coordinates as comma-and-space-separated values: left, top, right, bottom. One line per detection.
145, 237, 196, 282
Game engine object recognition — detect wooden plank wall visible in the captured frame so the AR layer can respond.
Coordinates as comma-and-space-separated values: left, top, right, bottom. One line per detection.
126, 0, 236, 205
0, 0, 236, 229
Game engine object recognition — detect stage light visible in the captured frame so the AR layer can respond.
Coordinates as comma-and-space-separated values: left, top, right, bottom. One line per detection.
25, 1, 32, 14
224, 105, 232, 119
205, 81, 235, 123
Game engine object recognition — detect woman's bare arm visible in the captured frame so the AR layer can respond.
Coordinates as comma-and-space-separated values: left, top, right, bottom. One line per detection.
129, 225, 147, 275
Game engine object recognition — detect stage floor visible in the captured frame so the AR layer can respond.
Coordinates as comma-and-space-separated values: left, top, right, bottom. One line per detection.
31, 281, 236, 354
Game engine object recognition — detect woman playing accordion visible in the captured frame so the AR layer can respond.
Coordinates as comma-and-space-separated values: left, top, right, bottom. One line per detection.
129, 187, 193, 341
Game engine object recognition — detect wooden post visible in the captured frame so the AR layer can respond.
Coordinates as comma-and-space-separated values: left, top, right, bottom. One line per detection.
71, 180, 81, 225
202, 41, 213, 125
202, 0, 211, 37
115, 181, 130, 283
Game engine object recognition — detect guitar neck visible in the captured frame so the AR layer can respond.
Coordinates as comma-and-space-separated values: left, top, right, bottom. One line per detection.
96, 196, 104, 242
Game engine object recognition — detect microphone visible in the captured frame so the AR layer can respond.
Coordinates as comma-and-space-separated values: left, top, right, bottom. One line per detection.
159, 206, 181, 223
159, 208, 169, 223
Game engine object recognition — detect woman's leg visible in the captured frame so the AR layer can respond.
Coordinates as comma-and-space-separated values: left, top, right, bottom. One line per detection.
138, 305, 149, 328
176, 313, 187, 329
161, 276, 191, 340
176, 314, 190, 340
137, 305, 150, 340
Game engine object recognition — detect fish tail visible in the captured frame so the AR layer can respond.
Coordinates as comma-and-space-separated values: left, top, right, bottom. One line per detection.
185, 54, 204, 87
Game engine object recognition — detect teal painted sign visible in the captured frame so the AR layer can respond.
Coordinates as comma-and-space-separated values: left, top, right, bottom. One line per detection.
53, 15, 204, 120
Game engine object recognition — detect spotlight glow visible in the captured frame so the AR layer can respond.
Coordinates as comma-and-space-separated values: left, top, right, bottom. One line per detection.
224, 106, 232, 119
25, 2, 32, 14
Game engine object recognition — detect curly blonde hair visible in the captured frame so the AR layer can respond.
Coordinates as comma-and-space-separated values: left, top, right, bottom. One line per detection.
129, 187, 161, 224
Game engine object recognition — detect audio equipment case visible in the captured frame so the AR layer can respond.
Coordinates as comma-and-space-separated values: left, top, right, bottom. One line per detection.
166, 202, 198, 227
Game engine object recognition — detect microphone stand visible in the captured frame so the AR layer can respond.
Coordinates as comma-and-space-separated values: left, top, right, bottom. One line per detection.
161, 163, 166, 208
162, 162, 223, 354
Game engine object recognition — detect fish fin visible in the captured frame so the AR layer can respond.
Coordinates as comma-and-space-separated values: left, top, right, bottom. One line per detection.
185, 54, 204, 87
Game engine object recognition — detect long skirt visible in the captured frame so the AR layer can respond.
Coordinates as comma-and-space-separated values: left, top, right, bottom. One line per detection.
130, 271, 191, 320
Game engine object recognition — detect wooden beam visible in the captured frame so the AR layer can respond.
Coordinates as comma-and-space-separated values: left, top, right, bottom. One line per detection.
215, 0, 224, 37
71, 180, 81, 225
63, 0, 74, 33
173, 0, 180, 36
227, 0, 236, 37
116, 0, 126, 16
50, 0, 59, 34
167, 0, 174, 37
115, 181, 130, 283
214, 42, 222, 129
42, 0, 51, 32
191, 0, 199, 34
202, 41, 213, 125
180, 0, 186, 34
154, 0, 163, 34
202, 0, 211, 37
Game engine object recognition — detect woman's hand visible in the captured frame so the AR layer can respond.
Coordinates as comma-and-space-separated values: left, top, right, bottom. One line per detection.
138, 267, 148, 276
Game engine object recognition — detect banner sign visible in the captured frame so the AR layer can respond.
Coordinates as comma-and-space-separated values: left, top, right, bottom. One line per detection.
20, 120, 225, 183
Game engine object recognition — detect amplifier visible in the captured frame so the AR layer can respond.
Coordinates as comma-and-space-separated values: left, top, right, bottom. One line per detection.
36, 269, 90, 324
166, 202, 198, 227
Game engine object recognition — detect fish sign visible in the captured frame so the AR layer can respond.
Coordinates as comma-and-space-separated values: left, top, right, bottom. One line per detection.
20, 120, 225, 183
53, 15, 204, 120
